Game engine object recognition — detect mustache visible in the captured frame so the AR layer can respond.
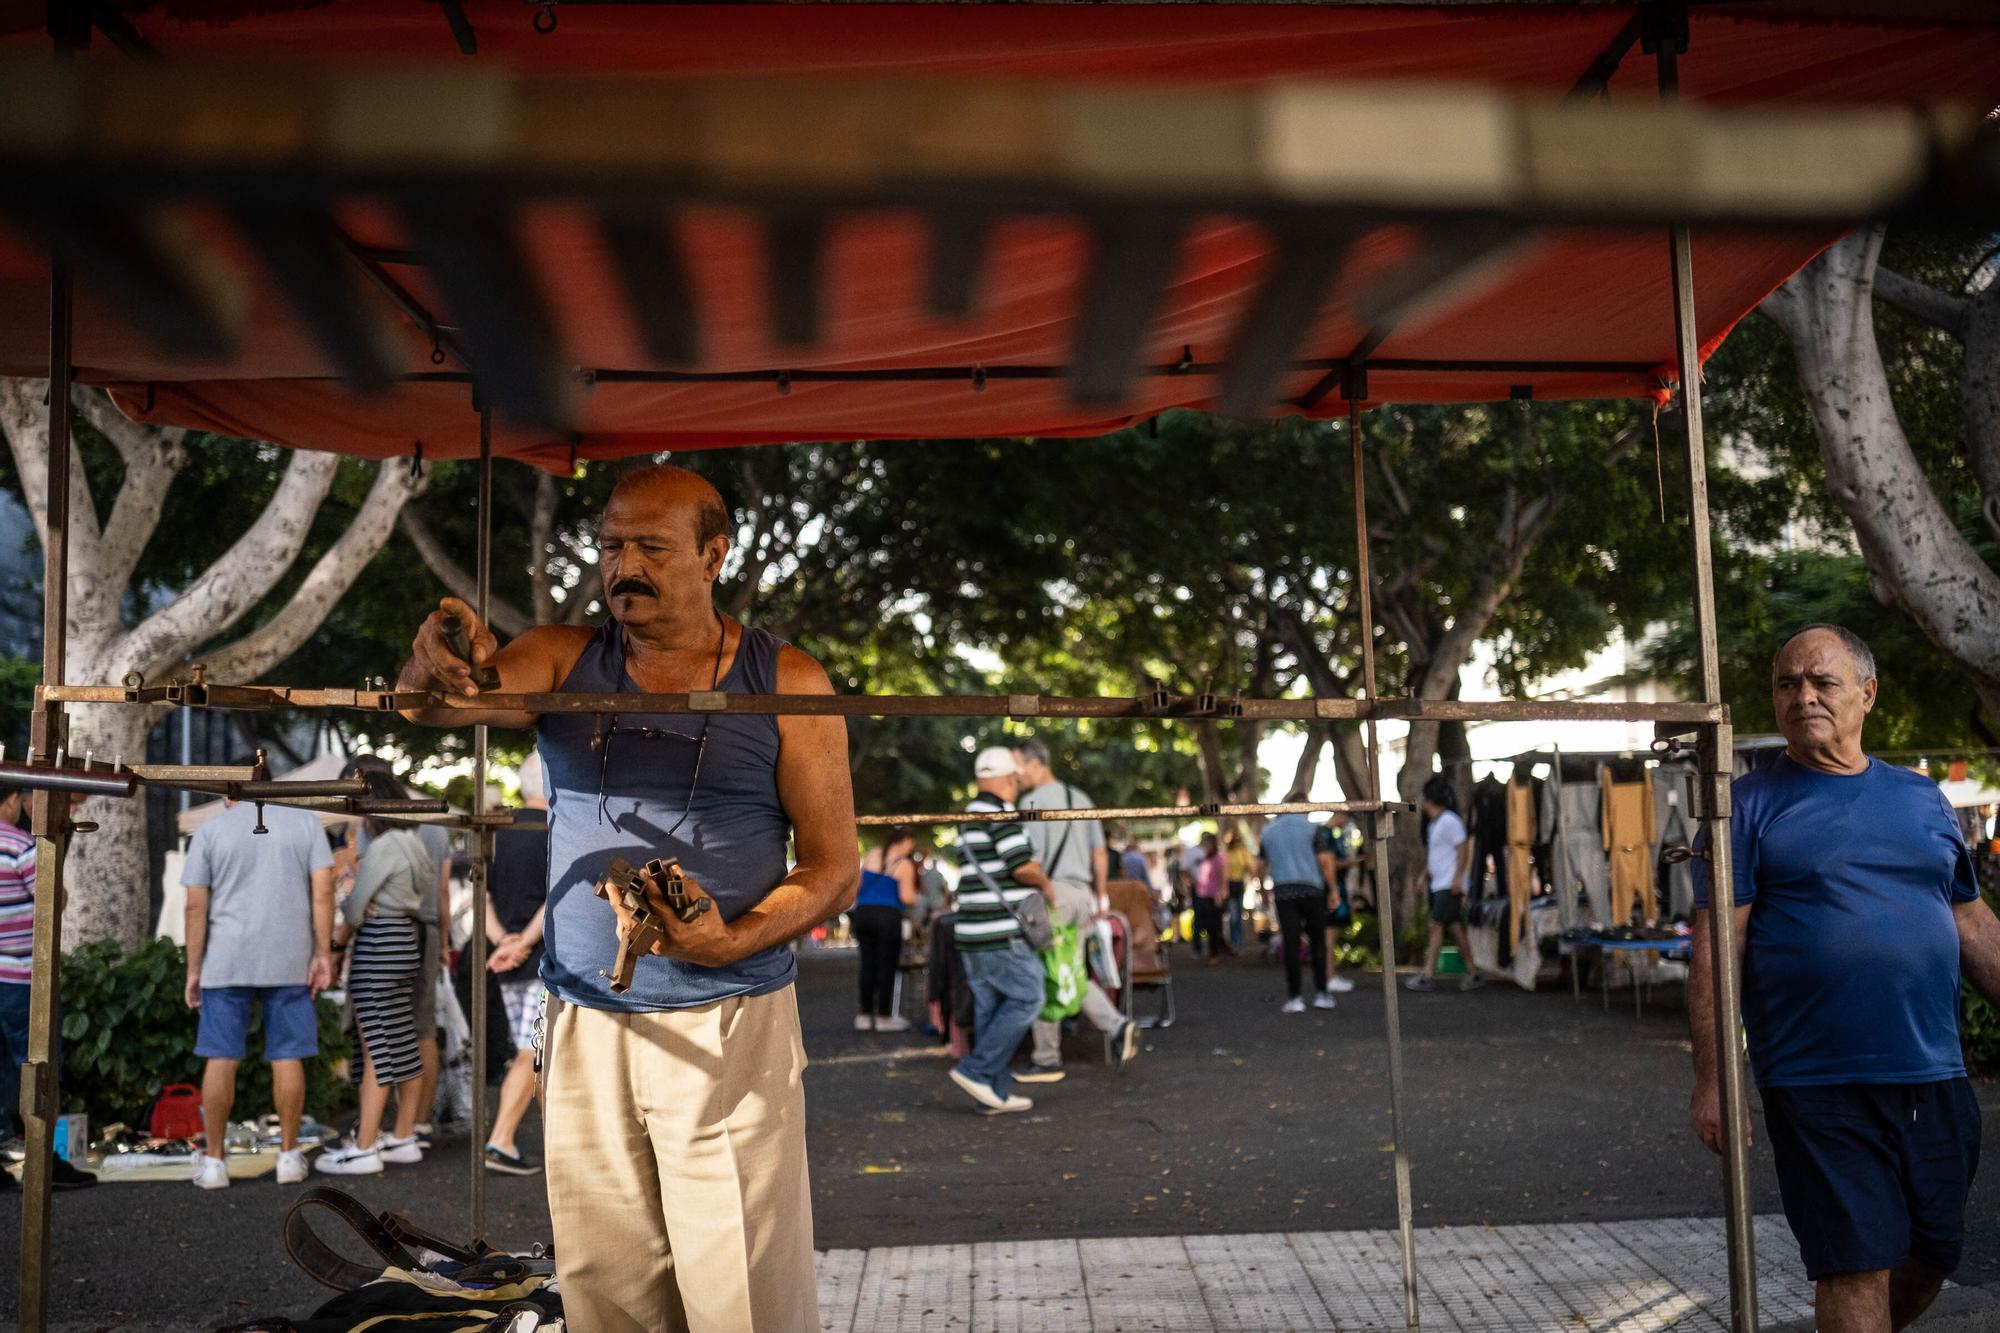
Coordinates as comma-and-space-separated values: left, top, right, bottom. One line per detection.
610, 577, 656, 598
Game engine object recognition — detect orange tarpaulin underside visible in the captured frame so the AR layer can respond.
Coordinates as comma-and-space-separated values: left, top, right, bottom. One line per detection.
2, 2, 1996, 466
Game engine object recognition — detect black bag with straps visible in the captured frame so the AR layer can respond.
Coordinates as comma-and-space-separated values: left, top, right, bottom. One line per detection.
216, 1186, 562, 1333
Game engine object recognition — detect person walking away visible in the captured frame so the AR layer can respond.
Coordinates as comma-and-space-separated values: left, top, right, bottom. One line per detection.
1406, 777, 1484, 993
1192, 833, 1233, 963
1689, 625, 2000, 1333
398, 465, 856, 1331
1013, 738, 1141, 1079
853, 827, 918, 1032
317, 819, 431, 1174
1257, 797, 1338, 1013
1319, 812, 1361, 996
949, 748, 1052, 1113
0, 783, 96, 1192
1223, 830, 1253, 950
481, 752, 551, 1175
181, 780, 335, 1189
339, 755, 452, 1148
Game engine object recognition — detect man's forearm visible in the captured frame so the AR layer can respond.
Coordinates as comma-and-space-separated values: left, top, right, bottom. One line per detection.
725, 860, 858, 959
312, 887, 333, 957
1958, 897, 2000, 1006
1688, 911, 1719, 1087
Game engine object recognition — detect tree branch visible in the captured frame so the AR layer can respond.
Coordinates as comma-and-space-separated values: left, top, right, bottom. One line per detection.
0, 377, 104, 560
200, 459, 428, 681
396, 506, 532, 636
74, 388, 188, 590
111, 450, 340, 681
529, 471, 559, 625
1873, 266, 1967, 340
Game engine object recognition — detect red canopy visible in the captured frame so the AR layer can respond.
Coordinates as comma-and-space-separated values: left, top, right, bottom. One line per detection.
2, 2, 1996, 466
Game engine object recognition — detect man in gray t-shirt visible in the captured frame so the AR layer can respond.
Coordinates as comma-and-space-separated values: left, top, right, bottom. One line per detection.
1012, 738, 1137, 1077
182, 795, 334, 1189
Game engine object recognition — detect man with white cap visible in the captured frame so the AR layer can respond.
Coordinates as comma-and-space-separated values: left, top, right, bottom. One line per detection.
949, 746, 1054, 1115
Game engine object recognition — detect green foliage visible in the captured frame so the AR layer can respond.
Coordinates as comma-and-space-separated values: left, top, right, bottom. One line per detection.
1965, 984, 2000, 1078
0, 652, 39, 756
57, 936, 352, 1127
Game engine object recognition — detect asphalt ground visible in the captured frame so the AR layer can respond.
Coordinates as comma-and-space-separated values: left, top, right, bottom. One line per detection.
5, 947, 1996, 1331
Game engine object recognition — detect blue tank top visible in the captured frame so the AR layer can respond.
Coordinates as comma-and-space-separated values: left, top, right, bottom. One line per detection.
854, 865, 904, 910
537, 619, 795, 1012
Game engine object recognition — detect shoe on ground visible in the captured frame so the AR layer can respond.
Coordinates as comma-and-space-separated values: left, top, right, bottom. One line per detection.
982, 1093, 1034, 1116
949, 1067, 1008, 1111
874, 1014, 911, 1033
1325, 975, 1357, 994
1014, 1064, 1066, 1084
275, 1149, 309, 1185
314, 1141, 384, 1176
378, 1134, 423, 1165
484, 1144, 542, 1176
413, 1122, 435, 1151
192, 1155, 231, 1190
1114, 1020, 1141, 1073
51, 1156, 97, 1190
853, 1013, 875, 1032
1281, 996, 1307, 1014
1458, 975, 1487, 992
1313, 993, 1338, 1010
1403, 974, 1437, 992
0, 1167, 15, 1191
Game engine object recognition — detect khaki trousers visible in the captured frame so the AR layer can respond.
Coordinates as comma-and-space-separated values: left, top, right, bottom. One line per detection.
543, 986, 816, 1333
1030, 879, 1126, 1068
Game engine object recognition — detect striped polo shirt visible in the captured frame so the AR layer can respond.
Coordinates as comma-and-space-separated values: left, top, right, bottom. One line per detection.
951, 793, 1039, 952
0, 821, 35, 986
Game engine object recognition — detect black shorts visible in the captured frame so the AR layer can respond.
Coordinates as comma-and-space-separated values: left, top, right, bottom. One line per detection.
1427, 889, 1463, 928
1762, 1079, 1982, 1279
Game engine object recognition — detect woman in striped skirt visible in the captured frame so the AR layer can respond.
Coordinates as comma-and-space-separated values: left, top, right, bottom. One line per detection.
318, 820, 432, 1175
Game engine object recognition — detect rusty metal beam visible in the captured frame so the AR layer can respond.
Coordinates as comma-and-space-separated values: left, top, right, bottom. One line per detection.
856, 798, 1404, 827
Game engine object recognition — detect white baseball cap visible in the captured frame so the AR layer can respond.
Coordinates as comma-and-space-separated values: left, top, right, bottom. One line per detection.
973, 746, 1018, 779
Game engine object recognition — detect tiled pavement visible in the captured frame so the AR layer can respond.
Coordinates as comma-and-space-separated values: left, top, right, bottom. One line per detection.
816, 1214, 1818, 1332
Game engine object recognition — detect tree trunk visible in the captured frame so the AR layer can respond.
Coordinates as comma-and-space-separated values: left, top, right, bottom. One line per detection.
58, 703, 158, 948
1762, 229, 2000, 720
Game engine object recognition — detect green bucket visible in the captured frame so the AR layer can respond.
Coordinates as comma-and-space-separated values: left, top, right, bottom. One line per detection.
1437, 945, 1466, 976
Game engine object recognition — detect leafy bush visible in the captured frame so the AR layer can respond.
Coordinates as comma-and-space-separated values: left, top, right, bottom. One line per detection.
1964, 984, 1999, 1077
58, 936, 353, 1127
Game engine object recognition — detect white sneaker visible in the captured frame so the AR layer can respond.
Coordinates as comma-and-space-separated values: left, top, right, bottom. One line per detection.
949, 1067, 1007, 1111
853, 1013, 875, 1032
983, 1093, 1034, 1116
192, 1155, 230, 1190
275, 1150, 308, 1185
1313, 993, 1338, 1010
1325, 975, 1357, 994
379, 1134, 424, 1165
314, 1141, 384, 1176
1281, 996, 1307, 1014
874, 1015, 911, 1033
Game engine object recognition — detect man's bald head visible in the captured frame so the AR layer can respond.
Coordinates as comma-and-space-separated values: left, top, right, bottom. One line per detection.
608, 465, 730, 550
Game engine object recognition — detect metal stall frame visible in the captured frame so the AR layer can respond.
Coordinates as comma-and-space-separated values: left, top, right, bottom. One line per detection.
9, 28, 1778, 1333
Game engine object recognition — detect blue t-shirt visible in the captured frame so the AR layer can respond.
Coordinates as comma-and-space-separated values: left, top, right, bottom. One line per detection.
1693, 755, 1978, 1088
1259, 814, 1323, 888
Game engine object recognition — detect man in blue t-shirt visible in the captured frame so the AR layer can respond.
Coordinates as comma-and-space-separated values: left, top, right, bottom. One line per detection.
1690, 624, 2000, 1332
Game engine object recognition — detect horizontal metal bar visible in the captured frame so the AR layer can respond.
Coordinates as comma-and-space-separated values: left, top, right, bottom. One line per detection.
854, 799, 1407, 828
39, 683, 1725, 725
127, 762, 263, 782
0, 761, 136, 799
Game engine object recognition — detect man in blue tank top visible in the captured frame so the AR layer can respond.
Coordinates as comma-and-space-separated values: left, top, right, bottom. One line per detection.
397, 465, 859, 1333
1689, 624, 2000, 1333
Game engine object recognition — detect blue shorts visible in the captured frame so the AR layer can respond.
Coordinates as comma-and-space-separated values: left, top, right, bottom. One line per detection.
1762, 1079, 1982, 1279
195, 985, 320, 1062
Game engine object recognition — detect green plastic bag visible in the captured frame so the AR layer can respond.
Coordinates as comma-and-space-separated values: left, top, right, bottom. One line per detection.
1040, 920, 1086, 1022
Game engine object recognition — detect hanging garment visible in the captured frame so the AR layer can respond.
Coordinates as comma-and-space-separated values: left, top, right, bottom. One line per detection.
1505, 774, 1536, 953
1654, 765, 1696, 921
1470, 775, 1510, 903
1543, 772, 1610, 928
1601, 764, 1658, 928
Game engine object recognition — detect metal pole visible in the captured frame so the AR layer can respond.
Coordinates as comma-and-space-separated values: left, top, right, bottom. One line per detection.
1658, 32, 1758, 1333
17, 260, 73, 1333
1351, 397, 1419, 1332
469, 406, 493, 1241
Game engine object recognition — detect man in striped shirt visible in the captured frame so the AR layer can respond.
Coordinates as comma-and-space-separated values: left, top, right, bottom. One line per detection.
947, 747, 1054, 1115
